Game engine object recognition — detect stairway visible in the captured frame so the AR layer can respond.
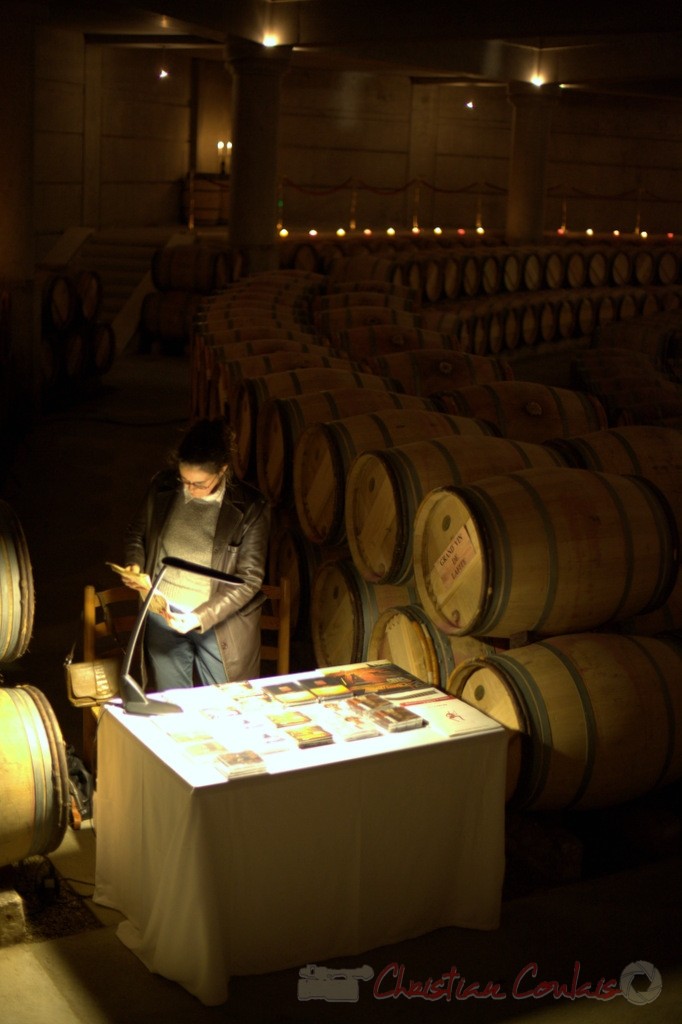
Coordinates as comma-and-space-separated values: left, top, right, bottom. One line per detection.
66, 227, 197, 352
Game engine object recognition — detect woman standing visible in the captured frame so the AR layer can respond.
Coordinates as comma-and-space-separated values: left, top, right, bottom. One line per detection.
124, 418, 270, 691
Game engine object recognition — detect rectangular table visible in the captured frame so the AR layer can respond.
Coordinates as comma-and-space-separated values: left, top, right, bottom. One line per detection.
93, 668, 508, 1005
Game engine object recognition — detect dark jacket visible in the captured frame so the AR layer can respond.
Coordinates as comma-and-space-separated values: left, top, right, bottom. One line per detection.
124, 469, 271, 686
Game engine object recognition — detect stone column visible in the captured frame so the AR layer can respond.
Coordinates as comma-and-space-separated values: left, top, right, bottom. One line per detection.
225, 37, 292, 275
505, 82, 560, 246
407, 84, 440, 229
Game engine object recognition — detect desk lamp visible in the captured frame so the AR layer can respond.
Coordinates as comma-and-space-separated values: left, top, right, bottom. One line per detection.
119, 555, 245, 715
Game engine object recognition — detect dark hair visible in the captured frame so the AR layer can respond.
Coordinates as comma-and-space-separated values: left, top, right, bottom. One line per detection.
169, 419, 235, 475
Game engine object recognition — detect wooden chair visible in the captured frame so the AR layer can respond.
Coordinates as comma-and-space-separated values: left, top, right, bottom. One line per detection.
83, 583, 140, 661
81, 583, 140, 770
260, 577, 291, 677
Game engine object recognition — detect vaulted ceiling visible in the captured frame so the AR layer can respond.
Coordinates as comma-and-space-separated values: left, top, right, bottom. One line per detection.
47, 1, 682, 100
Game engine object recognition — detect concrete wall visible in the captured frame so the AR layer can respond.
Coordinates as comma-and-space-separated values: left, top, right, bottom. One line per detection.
33, 27, 85, 261
14, 28, 682, 256
278, 68, 413, 231
32, 28, 193, 261
547, 90, 682, 236
276, 70, 682, 236
97, 48, 191, 230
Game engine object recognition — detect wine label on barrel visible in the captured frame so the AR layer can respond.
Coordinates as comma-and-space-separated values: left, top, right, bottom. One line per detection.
434, 521, 476, 587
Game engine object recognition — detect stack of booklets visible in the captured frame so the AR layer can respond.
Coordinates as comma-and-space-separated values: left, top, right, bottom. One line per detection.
216, 749, 268, 778
346, 693, 425, 733
286, 723, 335, 748
261, 662, 439, 707
320, 662, 436, 701
317, 702, 382, 741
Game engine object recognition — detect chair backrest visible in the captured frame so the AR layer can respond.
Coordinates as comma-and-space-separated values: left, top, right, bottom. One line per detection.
259, 577, 291, 677
83, 583, 140, 661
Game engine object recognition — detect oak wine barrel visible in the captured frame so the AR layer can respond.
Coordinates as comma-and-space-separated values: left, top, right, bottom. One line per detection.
0, 499, 35, 663
329, 324, 459, 361
448, 632, 682, 811
73, 269, 103, 325
545, 425, 682, 633
367, 603, 506, 690
413, 467, 678, 637
151, 245, 231, 294
218, 350, 358, 412
310, 559, 417, 667
0, 685, 70, 868
362, 349, 512, 396
41, 274, 77, 337
430, 380, 607, 442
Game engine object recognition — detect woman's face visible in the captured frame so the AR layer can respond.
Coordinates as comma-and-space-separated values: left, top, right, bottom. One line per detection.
178, 462, 227, 498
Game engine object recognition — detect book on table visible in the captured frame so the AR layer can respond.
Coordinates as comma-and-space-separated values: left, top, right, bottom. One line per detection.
304, 680, 352, 701
266, 709, 312, 729
216, 749, 268, 778
406, 695, 500, 737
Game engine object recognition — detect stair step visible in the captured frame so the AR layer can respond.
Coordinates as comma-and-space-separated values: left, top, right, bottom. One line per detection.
75, 248, 157, 263
84, 227, 179, 246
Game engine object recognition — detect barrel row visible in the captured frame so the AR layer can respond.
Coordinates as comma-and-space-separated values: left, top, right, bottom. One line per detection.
201, 273, 522, 665
40, 270, 116, 395
316, 285, 682, 359
313, 449, 682, 812
305, 427, 681, 672
302, 562, 682, 813
282, 237, 682, 306
343, 426, 682, 620
196, 272, 681, 685
261, 389, 682, 815
188, 270, 329, 417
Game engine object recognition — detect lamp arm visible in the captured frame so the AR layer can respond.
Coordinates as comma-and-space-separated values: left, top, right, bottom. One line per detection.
118, 557, 245, 716
119, 563, 185, 715
120, 563, 169, 685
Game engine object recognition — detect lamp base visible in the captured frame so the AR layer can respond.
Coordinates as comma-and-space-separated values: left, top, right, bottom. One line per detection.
120, 673, 182, 715
123, 698, 183, 716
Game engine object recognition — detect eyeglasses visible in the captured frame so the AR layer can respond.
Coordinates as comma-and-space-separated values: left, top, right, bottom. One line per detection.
178, 472, 221, 492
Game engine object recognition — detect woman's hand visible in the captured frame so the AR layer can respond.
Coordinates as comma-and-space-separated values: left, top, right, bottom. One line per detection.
122, 564, 152, 592
167, 610, 201, 634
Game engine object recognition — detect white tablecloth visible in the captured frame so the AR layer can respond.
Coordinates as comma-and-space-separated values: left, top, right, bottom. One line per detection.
93, 674, 508, 1005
